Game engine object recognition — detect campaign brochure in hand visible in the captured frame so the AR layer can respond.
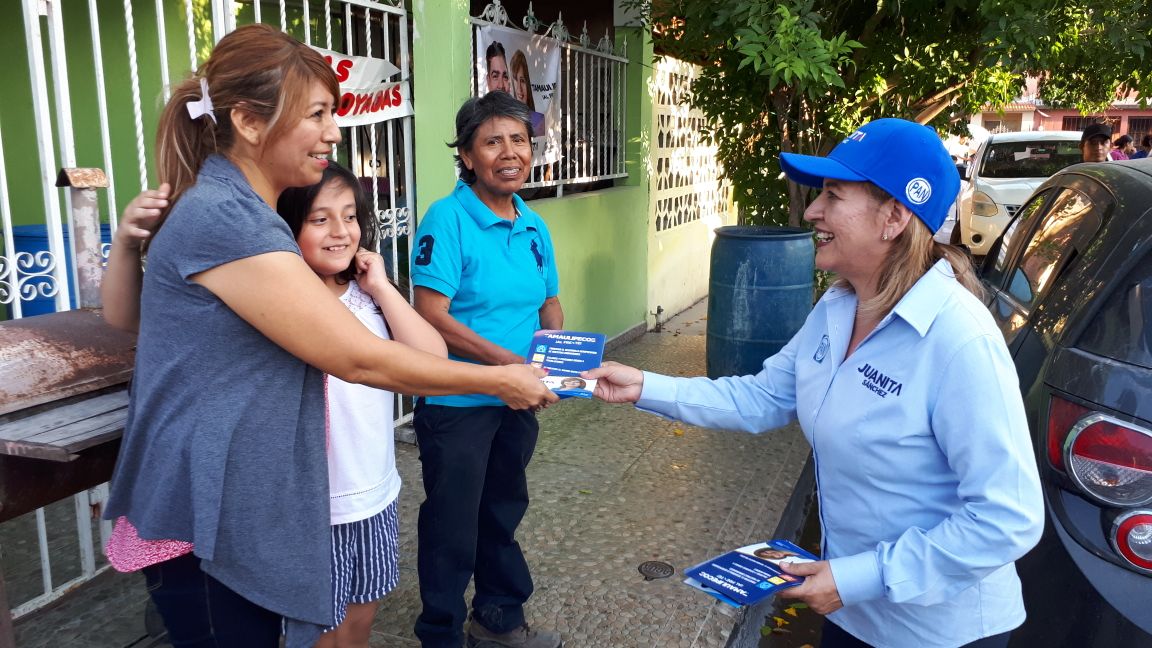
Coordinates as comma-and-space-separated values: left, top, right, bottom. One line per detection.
527, 330, 606, 399
682, 539, 818, 607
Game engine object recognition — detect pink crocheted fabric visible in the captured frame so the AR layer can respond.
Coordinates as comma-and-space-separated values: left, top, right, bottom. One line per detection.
105, 516, 194, 572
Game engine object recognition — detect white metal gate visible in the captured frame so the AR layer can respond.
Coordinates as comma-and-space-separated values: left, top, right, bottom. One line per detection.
0, 0, 414, 621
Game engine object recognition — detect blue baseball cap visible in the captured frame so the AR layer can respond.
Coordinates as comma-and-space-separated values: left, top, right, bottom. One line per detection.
779, 118, 960, 234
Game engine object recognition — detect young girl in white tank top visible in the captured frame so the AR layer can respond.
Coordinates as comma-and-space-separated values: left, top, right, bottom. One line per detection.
276, 163, 446, 647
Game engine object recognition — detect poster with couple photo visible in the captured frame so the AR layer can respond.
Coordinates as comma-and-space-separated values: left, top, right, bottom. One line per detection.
476, 24, 561, 166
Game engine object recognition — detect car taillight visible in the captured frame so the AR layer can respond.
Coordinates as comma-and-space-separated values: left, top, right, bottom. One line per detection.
1047, 396, 1086, 471
1047, 395, 1152, 507
972, 190, 999, 217
1111, 511, 1152, 573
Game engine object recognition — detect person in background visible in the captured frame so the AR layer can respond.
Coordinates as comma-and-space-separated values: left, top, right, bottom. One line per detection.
1080, 123, 1112, 163
100, 24, 554, 648
1121, 134, 1138, 158
410, 91, 563, 648
1110, 134, 1134, 160
1133, 134, 1152, 159
484, 41, 510, 95
585, 118, 1044, 648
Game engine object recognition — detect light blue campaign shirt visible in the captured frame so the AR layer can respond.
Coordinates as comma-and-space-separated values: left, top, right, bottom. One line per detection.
637, 260, 1044, 648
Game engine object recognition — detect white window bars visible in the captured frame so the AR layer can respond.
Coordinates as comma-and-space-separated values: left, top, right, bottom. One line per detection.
1, 0, 415, 623
470, 1, 629, 193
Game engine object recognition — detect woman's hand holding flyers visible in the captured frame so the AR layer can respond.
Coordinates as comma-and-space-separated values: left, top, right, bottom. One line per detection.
582, 361, 644, 404
776, 560, 843, 615
494, 364, 559, 410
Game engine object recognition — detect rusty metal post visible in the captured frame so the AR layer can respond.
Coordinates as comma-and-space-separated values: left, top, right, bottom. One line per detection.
55, 169, 108, 310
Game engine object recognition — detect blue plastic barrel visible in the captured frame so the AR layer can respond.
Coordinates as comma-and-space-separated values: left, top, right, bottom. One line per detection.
706, 226, 815, 378
10, 224, 111, 317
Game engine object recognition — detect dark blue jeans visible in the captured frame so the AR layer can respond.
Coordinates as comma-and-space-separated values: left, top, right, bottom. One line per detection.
413, 404, 539, 648
143, 553, 281, 647
820, 619, 1011, 648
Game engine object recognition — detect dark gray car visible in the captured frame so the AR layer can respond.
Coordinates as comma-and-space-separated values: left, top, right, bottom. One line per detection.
977, 159, 1152, 646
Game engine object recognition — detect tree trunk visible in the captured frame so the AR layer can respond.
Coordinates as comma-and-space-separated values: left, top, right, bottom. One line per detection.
787, 181, 807, 227
772, 89, 808, 227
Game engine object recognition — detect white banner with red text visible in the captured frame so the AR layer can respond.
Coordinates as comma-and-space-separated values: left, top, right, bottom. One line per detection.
313, 46, 413, 127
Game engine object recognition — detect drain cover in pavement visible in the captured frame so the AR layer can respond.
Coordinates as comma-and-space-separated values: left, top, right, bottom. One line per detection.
638, 560, 675, 580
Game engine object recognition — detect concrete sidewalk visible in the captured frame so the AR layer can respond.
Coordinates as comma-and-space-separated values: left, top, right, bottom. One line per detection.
12, 299, 810, 648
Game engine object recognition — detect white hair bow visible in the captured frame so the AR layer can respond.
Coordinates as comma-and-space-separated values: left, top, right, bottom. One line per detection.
186, 77, 216, 124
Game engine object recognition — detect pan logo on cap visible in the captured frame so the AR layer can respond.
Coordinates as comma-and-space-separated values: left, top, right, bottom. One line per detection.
905, 178, 932, 205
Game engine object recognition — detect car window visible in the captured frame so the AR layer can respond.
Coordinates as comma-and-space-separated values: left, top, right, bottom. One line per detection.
1005, 188, 1102, 307
1079, 259, 1152, 369
979, 141, 1082, 179
982, 191, 1050, 288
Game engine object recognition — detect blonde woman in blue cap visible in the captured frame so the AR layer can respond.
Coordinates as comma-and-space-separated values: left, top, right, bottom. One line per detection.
586, 118, 1044, 648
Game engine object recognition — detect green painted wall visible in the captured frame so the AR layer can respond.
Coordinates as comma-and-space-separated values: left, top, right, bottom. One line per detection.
412, 2, 654, 339
532, 186, 649, 336
412, 0, 475, 219
0, 0, 210, 232
2, 0, 199, 318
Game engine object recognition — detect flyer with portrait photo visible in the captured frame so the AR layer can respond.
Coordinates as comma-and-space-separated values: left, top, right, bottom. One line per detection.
528, 330, 606, 399
682, 539, 818, 607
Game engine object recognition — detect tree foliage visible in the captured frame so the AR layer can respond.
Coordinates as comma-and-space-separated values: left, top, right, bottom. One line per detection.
981, 0, 1152, 112
628, 0, 1152, 226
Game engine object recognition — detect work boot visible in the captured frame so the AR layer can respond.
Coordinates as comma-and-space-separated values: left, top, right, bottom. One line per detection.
465, 621, 562, 648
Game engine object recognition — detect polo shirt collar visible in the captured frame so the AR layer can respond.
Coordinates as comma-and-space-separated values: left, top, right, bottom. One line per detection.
890, 258, 958, 337
452, 179, 535, 231
821, 258, 958, 338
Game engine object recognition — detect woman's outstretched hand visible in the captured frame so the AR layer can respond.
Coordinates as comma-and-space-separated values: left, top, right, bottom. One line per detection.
494, 363, 559, 410
582, 361, 644, 404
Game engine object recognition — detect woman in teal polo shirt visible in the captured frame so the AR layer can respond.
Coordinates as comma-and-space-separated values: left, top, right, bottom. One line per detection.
410, 92, 564, 648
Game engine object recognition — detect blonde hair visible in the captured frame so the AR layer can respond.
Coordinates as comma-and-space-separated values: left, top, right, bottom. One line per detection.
509, 50, 535, 111
851, 183, 982, 318
150, 23, 339, 245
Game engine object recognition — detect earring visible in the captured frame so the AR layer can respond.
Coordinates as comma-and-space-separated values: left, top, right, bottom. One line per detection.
882, 232, 889, 241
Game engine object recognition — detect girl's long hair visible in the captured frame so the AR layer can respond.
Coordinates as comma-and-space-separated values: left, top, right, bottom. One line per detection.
149, 23, 339, 248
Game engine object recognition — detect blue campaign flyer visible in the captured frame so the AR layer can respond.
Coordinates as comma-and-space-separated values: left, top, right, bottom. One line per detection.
682, 539, 818, 607
528, 330, 606, 399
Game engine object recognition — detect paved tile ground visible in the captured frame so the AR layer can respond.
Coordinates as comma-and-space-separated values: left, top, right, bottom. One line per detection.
7, 299, 810, 647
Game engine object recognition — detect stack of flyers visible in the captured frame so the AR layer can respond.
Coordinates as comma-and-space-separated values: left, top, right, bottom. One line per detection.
682, 539, 818, 607
527, 330, 606, 399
